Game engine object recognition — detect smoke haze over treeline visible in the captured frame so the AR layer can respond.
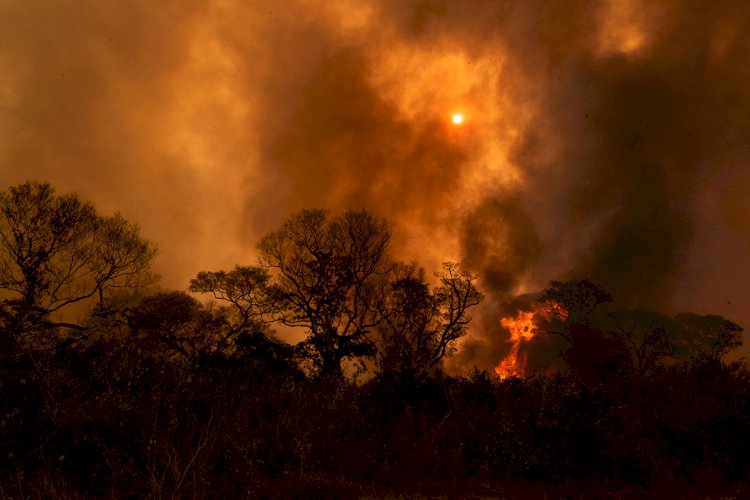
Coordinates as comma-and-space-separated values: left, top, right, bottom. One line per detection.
2, 0, 749, 371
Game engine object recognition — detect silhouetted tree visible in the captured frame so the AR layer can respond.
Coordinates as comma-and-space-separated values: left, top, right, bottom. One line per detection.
126, 291, 219, 358
536, 280, 743, 380
605, 309, 675, 375
535, 279, 619, 381
258, 209, 391, 378
0, 181, 157, 337
376, 262, 482, 377
537, 279, 612, 332
234, 330, 298, 374
189, 265, 276, 353
671, 313, 743, 360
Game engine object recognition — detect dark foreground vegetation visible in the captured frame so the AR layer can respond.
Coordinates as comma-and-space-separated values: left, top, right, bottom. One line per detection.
3, 343, 750, 497
1, 182, 748, 497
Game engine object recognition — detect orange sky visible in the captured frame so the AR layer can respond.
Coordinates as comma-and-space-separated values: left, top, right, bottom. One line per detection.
2, 0, 749, 370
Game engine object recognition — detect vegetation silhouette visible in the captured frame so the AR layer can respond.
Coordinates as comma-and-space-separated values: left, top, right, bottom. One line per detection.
257, 209, 392, 379
0, 182, 748, 497
375, 262, 482, 379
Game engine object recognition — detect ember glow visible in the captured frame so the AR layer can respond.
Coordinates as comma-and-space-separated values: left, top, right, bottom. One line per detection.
495, 310, 538, 379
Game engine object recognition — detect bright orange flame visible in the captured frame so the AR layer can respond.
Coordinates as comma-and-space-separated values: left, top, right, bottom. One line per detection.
451, 112, 464, 125
495, 310, 537, 379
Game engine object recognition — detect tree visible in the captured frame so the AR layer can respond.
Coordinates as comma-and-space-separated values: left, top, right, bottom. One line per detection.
535, 279, 618, 381
126, 291, 218, 359
535, 279, 744, 380
376, 262, 483, 377
189, 265, 276, 354
0, 181, 157, 336
537, 279, 612, 331
671, 313, 743, 360
606, 309, 675, 375
258, 208, 391, 378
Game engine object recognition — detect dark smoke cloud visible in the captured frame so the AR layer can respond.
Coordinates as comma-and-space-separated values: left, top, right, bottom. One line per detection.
567, 60, 696, 308
249, 49, 468, 240
371, 0, 750, 370
448, 196, 542, 371
2, 1, 749, 371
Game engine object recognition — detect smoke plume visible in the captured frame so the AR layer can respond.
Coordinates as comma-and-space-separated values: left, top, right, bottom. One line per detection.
2, 1, 749, 371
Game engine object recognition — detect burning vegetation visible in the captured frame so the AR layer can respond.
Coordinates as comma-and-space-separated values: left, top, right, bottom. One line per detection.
495, 310, 538, 379
2, 0, 750, 494
2, 182, 749, 495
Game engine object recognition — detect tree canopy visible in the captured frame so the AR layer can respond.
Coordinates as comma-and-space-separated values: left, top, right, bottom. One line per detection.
0, 181, 157, 337
531, 279, 744, 380
257, 208, 392, 377
376, 262, 482, 377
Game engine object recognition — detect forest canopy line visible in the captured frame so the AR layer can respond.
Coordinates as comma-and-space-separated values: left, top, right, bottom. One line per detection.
0, 181, 747, 496
0, 181, 740, 378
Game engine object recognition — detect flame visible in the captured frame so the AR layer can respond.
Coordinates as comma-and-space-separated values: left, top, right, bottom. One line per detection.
495, 310, 537, 379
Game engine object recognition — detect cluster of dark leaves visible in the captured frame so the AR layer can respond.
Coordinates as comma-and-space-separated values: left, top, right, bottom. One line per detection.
1, 327, 749, 497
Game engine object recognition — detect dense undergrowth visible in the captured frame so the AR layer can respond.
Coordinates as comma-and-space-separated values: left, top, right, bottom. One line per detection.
2, 335, 748, 497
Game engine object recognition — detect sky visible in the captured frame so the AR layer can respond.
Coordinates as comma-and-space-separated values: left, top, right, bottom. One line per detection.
1, 0, 749, 371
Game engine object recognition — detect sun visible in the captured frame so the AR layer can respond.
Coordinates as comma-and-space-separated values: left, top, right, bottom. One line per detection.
451, 112, 464, 125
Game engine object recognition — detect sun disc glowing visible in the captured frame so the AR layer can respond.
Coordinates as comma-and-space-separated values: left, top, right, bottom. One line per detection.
452, 112, 464, 125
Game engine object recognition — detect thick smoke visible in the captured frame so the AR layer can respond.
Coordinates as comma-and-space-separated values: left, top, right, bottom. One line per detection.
1, 1, 749, 371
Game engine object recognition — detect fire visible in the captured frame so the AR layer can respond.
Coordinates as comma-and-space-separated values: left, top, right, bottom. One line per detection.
495, 310, 537, 379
